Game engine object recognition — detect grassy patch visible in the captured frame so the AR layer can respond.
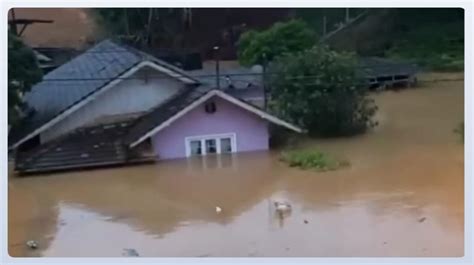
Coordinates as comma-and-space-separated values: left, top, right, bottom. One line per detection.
281, 149, 349, 171
454, 122, 464, 142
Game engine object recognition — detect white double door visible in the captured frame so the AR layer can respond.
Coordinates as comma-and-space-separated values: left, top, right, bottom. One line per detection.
185, 133, 237, 157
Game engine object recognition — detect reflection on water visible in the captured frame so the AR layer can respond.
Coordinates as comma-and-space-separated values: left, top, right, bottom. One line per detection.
8, 77, 464, 257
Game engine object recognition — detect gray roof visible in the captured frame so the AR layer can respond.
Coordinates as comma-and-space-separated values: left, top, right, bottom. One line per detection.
124, 85, 212, 146
9, 39, 198, 147
358, 57, 419, 78
188, 60, 263, 89
227, 85, 264, 100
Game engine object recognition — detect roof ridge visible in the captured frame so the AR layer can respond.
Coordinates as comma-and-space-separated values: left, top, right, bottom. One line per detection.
106, 40, 201, 83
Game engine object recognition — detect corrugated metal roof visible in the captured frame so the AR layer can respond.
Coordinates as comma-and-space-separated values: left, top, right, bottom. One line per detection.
124, 85, 213, 146
187, 61, 263, 89
9, 39, 199, 147
10, 40, 142, 146
15, 119, 135, 174
358, 57, 419, 78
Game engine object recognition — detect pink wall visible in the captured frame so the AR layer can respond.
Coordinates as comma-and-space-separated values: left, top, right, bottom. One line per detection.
151, 96, 269, 159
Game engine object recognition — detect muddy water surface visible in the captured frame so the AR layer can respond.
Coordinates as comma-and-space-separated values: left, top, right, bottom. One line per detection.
8, 76, 464, 257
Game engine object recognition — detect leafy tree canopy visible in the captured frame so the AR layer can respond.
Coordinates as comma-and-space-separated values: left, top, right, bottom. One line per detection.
237, 19, 317, 66
268, 45, 377, 136
8, 31, 42, 126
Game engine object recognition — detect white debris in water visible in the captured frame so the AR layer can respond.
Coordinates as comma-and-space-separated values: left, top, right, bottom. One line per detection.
26, 240, 38, 249
215, 206, 222, 213
122, 248, 139, 257
274, 201, 292, 213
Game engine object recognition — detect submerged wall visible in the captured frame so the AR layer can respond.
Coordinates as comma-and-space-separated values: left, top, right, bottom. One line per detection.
151, 96, 269, 159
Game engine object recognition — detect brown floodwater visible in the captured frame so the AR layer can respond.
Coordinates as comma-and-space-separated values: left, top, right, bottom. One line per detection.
8, 74, 464, 257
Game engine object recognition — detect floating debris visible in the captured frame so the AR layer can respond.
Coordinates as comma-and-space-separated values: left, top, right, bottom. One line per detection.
215, 206, 222, 213
122, 248, 139, 257
418, 217, 427, 223
304, 220, 309, 224
59, 219, 67, 226
274, 201, 292, 213
26, 240, 38, 249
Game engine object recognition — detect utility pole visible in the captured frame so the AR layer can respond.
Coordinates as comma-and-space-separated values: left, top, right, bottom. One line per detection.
214, 46, 220, 90
146, 8, 154, 47
322, 16, 327, 36
345, 8, 350, 22
8, 8, 53, 37
10, 8, 17, 35
262, 53, 268, 110
124, 9, 130, 36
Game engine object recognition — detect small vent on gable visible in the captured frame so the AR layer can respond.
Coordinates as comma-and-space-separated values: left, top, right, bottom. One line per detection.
204, 101, 216, 114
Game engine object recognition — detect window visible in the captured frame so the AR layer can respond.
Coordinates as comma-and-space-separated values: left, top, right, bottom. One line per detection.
220, 138, 232, 153
205, 139, 217, 154
190, 140, 202, 155
185, 133, 236, 157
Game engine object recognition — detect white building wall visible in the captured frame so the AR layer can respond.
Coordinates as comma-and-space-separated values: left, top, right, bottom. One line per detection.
40, 67, 184, 143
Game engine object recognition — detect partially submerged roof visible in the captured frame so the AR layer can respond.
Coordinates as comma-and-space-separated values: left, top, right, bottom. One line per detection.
188, 60, 263, 89
15, 119, 135, 173
9, 39, 199, 149
126, 88, 303, 148
227, 85, 265, 101
15, 86, 301, 173
358, 57, 419, 79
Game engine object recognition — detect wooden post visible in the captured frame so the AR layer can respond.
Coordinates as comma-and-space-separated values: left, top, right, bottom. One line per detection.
262, 53, 268, 110
345, 8, 350, 22
214, 46, 220, 89
146, 8, 154, 46
322, 16, 327, 36
10, 8, 17, 35
124, 9, 130, 36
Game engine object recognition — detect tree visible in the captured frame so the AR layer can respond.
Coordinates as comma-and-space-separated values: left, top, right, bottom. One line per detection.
94, 8, 192, 48
237, 19, 317, 66
8, 31, 42, 126
268, 45, 377, 137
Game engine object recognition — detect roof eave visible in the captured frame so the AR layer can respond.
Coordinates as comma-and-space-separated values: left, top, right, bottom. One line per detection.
128, 89, 303, 148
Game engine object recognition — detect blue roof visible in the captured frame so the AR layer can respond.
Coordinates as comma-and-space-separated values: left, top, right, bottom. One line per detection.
25, 40, 141, 120
9, 39, 197, 146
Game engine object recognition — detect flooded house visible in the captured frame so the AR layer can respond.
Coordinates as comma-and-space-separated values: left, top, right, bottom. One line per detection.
9, 40, 302, 174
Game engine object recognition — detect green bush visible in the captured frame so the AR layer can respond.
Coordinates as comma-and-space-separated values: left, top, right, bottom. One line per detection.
386, 21, 464, 71
281, 150, 349, 171
269, 45, 378, 137
237, 19, 317, 66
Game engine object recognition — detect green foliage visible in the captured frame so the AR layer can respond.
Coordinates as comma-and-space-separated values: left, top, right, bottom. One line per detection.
386, 21, 464, 71
8, 32, 42, 126
269, 45, 378, 137
237, 19, 317, 66
294, 8, 464, 71
454, 122, 464, 142
281, 149, 349, 171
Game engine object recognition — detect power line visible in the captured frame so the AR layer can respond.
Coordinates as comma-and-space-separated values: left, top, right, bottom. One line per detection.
39, 65, 419, 82
34, 72, 462, 87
